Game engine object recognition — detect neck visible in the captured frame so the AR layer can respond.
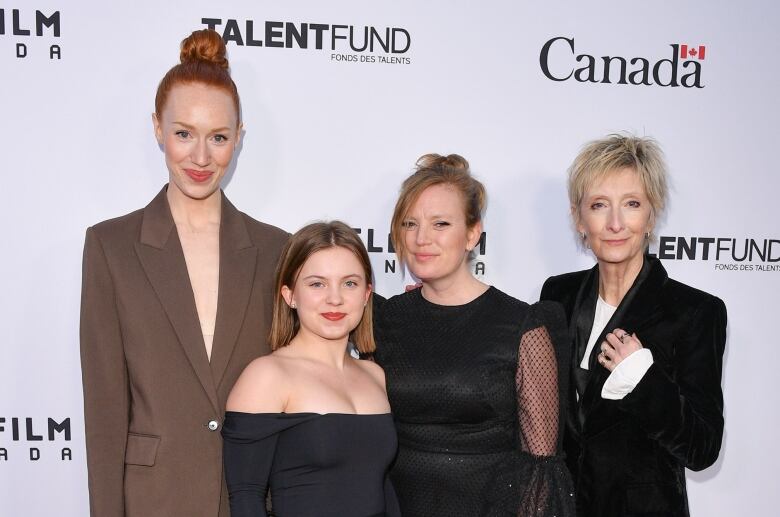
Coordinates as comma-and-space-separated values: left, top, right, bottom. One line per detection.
420, 265, 488, 306
167, 184, 222, 231
287, 329, 351, 370
597, 253, 645, 306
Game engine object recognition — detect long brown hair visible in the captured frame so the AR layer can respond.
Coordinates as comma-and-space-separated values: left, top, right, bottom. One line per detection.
269, 221, 375, 353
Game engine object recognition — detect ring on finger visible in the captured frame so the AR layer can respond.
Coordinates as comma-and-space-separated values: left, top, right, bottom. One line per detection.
619, 332, 630, 343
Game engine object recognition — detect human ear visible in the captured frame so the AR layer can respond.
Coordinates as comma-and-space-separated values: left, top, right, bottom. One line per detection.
647, 210, 656, 236
235, 122, 243, 148
572, 205, 585, 234
466, 221, 483, 251
281, 285, 294, 308
152, 113, 163, 146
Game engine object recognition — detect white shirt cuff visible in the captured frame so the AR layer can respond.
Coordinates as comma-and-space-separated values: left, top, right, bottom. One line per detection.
601, 348, 653, 400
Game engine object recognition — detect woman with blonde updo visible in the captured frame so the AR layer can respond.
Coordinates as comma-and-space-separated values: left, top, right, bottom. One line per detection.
373, 154, 575, 516
80, 29, 288, 516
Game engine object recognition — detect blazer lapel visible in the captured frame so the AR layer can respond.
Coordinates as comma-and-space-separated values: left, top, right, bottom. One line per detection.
567, 265, 598, 438
134, 187, 220, 413
579, 256, 667, 430
208, 194, 258, 390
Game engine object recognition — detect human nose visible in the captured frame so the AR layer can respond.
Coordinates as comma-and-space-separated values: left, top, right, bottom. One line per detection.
325, 284, 344, 305
607, 207, 625, 233
191, 138, 210, 167
415, 223, 430, 246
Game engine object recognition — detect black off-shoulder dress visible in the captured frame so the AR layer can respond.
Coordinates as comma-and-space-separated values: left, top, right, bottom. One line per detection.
222, 412, 401, 517
374, 286, 575, 517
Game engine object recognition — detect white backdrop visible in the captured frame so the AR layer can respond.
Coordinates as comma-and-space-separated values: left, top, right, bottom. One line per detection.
2, 1, 778, 515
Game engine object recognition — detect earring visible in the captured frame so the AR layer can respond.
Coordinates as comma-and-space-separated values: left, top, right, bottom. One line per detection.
580, 232, 586, 240
290, 302, 297, 309
645, 231, 651, 239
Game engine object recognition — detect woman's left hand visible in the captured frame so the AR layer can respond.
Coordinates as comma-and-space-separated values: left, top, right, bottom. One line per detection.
598, 328, 643, 372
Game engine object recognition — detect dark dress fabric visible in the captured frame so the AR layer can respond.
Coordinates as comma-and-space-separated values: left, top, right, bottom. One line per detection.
374, 286, 575, 517
222, 412, 401, 517
541, 256, 727, 517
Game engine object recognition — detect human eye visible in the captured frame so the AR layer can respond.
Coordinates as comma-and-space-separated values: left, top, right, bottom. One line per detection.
308, 281, 325, 288
589, 201, 606, 210
212, 134, 228, 144
175, 130, 191, 139
401, 220, 417, 229
344, 279, 360, 288
626, 200, 641, 208
433, 220, 450, 229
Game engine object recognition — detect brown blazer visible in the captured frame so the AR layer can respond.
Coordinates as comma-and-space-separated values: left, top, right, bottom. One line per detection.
80, 186, 288, 517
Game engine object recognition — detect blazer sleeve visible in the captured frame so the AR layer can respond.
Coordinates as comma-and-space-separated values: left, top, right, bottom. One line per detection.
539, 277, 556, 303
618, 295, 727, 471
80, 227, 129, 516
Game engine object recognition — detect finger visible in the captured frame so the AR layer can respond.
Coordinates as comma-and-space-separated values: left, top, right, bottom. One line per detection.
612, 328, 632, 343
605, 333, 623, 348
598, 351, 613, 370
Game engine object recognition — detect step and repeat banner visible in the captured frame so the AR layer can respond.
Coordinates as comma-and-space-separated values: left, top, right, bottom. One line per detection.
2, 1, 778, 515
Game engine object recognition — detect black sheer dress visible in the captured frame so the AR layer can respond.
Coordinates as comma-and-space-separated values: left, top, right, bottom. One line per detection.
222, 412, 401, 517
374, 286, 575, 516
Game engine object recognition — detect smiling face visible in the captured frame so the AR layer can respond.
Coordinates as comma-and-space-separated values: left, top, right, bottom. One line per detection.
282, 247, 372, 345
401, 184, 482, 284
153, 83, 241, 201
576, 167, 655, 269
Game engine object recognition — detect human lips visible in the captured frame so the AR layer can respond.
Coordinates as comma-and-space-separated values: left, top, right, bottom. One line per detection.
184, 169, 214, 183
413, 253, 437, 262
603, 238, 629, 246
321, 312, 347, 321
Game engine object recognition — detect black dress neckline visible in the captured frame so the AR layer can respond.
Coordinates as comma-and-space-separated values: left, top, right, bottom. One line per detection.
412, 284, 496, 310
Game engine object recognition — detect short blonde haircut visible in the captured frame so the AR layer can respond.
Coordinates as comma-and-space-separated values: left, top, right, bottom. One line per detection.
269, 221, 375, 354
568, 134, 669, 240
391, 153, 486, 263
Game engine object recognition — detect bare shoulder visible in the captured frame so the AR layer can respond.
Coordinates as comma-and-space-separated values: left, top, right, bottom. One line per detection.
352, 358, 387, 388
226, 355, 289, 413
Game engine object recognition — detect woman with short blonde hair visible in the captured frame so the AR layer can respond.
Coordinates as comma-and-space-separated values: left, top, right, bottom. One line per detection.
542, 133, 727, 517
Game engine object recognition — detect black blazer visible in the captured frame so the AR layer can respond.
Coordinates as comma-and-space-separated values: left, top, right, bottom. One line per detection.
540, 256, 726, 517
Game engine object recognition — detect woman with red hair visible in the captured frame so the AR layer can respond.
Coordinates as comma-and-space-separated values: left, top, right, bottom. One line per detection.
80, 29, 288, 517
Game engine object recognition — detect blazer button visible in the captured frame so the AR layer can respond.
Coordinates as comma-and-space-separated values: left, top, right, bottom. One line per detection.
207, 420, 219, 431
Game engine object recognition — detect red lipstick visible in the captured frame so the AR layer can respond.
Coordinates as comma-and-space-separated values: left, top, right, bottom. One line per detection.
184, 169, 213, 183
321, 312, 347, 321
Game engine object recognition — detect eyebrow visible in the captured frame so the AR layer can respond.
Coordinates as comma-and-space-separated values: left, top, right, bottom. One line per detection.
301, 274, 363, 281
585, 191, 644, 198
172, 121, 232, 133
404, 214, 452, 219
